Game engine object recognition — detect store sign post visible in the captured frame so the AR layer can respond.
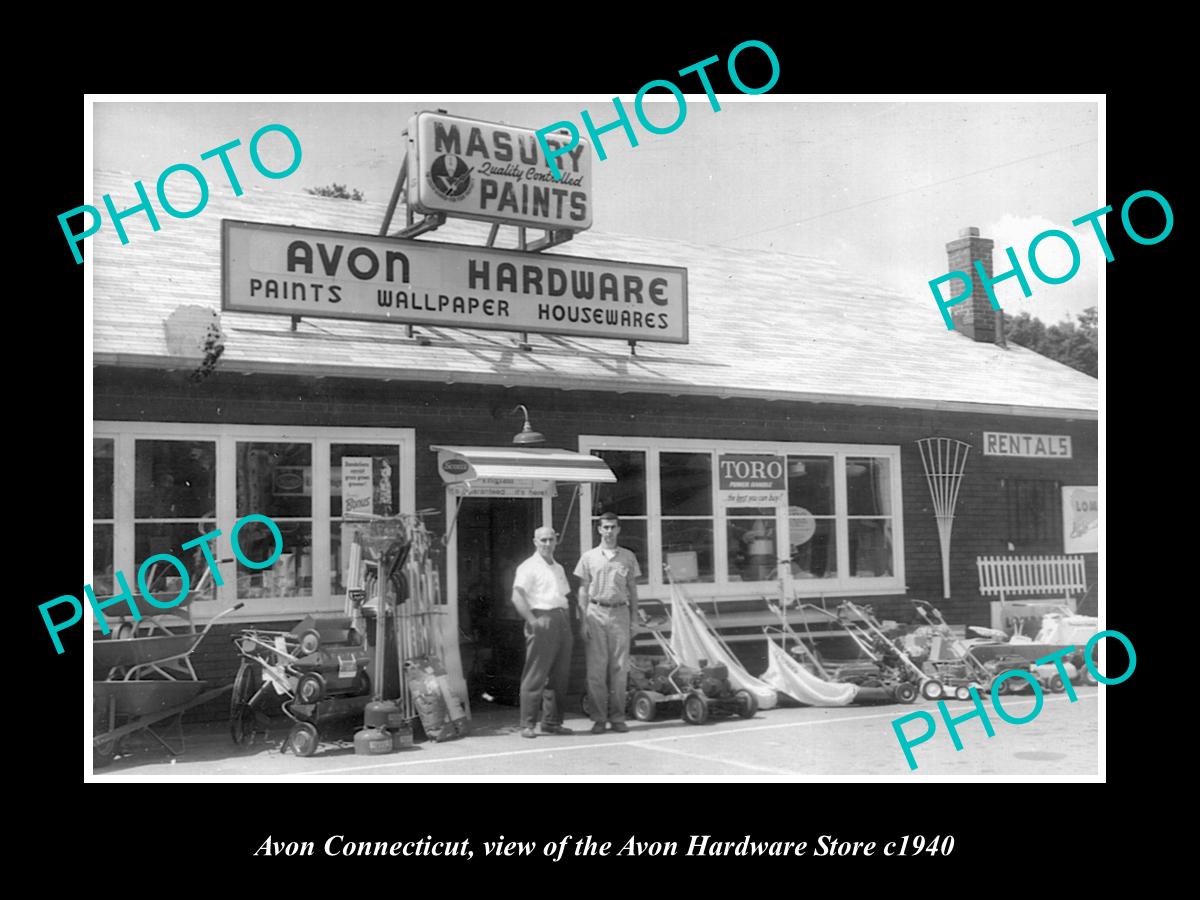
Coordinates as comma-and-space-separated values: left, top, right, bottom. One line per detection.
408, 112, 592, 231
223, 220, 688, 344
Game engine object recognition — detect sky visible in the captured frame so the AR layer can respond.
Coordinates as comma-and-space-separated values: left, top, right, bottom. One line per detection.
93, 97, 1100, 328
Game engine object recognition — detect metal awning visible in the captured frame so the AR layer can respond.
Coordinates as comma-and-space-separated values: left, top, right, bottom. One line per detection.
431, 446, 617, 484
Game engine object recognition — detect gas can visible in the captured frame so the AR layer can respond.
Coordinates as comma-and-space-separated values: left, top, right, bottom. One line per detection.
354, 726, 394, 756
391, 722, 414, 750
364, 700, 406, 730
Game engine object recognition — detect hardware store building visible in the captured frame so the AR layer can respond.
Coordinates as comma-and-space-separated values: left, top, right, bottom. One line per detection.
90, 170, 1099, 716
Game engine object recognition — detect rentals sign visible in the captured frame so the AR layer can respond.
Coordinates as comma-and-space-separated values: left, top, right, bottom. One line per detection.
982, 432, 1072, 459
222, 221, 688, 343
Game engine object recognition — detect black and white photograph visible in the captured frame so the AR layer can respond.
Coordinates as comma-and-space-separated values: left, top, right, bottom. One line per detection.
79, 90, 1108, 788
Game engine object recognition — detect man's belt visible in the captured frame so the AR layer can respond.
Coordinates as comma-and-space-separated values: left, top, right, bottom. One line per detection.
591, 600, 628, 608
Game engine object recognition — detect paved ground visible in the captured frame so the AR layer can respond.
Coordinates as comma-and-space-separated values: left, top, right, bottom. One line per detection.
92, 685, 1099, 781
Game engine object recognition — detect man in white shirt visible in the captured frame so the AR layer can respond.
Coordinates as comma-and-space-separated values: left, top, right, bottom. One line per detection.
511, 526, 575, 738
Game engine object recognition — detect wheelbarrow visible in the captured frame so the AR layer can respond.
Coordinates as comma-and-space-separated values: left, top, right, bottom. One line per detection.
92, 603, 244, 769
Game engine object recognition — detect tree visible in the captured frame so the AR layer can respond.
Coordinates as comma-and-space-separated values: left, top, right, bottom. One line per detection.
304, 183, 364, 201
1005, 307, 1097, 378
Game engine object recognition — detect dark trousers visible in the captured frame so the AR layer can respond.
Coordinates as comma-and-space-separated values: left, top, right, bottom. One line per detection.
519, 608, 573, 728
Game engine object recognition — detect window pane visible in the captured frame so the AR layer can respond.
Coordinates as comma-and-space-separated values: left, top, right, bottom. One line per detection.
660, 452, 712, 516
727, 516, 778, 582
94, 438, 114, 519
331, 523, 356, 594
234, 520, 313, 599
787, 456, 834, 515
661, 519, 714, 583
849, 519, 894, 577
332, 444, 400, 517
593, 450, 646, 516
135, 440, 216, 518
847, 457, 892, 516
93, 524, 114, 596
589, 517, 649, 585
788, 518, 837, 579
134, 523, 218, 601
237, 442, 312, 518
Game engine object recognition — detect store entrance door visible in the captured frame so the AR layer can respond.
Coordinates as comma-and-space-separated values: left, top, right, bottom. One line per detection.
455, 497, 542, 704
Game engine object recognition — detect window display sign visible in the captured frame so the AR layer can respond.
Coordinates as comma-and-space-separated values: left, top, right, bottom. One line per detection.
718, 454, 786, 505
408, 112, 593, 230
1062, 485, 1098, 553
983, 432, 1072, 458
341, 457, 395, 517
223, 221, 688, 344
342, 457, 374, 517
447, 479, 556, 499
787, 506, 817, 546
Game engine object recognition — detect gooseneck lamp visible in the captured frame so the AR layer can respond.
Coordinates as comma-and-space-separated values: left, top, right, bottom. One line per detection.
511, 405, 545, 445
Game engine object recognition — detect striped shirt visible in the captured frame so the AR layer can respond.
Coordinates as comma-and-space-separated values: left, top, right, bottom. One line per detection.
574, 546, 641, 604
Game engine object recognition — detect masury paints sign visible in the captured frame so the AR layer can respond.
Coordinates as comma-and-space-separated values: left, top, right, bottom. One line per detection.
222, 220, 688, 344
407, 112, 593, 231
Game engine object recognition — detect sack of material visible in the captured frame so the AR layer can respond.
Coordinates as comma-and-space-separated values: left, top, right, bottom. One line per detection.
762, 636, 857, 707
669, 584, 778, 710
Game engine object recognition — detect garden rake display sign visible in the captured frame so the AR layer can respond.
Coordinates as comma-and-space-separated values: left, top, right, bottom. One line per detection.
916, 438, 971, 600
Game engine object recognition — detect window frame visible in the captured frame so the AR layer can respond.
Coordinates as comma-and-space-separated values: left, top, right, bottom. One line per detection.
93, 421, 416, 623
578, 435, 905, 600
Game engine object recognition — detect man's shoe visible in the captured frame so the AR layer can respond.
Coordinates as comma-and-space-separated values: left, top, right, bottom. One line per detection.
540, 723, 574, 735
610, 721, 630, 733
520, 726, 537, 739
590, 722, 607, 735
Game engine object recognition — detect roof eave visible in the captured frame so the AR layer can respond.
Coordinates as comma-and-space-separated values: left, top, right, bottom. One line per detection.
91, 353, 1100, 422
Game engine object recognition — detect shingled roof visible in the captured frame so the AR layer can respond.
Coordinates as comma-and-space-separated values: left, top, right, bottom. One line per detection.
91, 170, 1098, 418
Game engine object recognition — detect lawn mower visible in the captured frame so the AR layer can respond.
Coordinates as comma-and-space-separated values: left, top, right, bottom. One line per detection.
580, 612, 758, 725
910, 599, 1060, 697
792, 601, 928, 702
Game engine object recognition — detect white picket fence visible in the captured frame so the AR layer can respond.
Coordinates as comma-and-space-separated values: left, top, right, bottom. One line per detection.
977, 554, 1088, 632
976, 554, 1087, 603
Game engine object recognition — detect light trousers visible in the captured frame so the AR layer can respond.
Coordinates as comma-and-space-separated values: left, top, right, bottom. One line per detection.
585, 604, 630, 723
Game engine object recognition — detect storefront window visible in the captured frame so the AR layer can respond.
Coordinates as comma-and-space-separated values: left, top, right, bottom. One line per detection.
580, 438, 904, 597
135, 440, 215, 518
787, 456, 837, 580
93, 439, 114, 595
594, 450, 646, 516
133, 439, 217, 602
660, 452, 714, 583
330, 444, 402, 594
847, 457, 894, 577
726, 507, 776, 582
96, 424, 416, 622
237, 442, 312, 599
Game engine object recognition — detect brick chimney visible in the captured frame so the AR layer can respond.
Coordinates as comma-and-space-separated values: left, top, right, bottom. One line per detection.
946, 227, 1005, 346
